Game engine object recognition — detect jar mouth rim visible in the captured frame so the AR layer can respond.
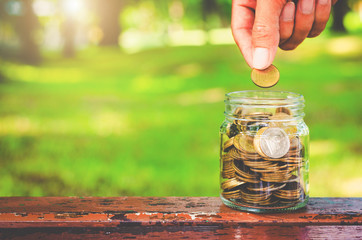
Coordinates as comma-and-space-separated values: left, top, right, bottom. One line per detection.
225, 90, 304, 105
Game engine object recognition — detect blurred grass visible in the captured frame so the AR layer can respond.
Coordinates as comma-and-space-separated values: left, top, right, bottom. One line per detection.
0, 33, 361, 197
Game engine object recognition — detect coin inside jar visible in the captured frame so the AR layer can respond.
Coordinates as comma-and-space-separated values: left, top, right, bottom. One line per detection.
234, 134, 257, 153
258, 127, 290, 159
251, 65, 280, 88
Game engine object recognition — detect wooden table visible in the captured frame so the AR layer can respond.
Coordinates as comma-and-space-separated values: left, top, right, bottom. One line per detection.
0, 197, 361, 239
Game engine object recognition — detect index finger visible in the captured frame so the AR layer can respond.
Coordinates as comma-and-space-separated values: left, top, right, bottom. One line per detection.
231, 0, 256, 68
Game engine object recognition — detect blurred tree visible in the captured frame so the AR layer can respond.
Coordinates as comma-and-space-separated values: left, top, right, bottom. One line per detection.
331, 0, 350, 32
201, 0, 231, 30
201, 0, 218, 30
15, 0, 41, 64
62, 16, 76, 58
216, 0, 232, 27
59, 0, 77, 58
0, 0, 41, 64
95, 0, 123, 46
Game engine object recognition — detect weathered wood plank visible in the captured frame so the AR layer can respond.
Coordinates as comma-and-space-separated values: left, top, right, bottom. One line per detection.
0, 225, 361, 240
0, 197, 360, 229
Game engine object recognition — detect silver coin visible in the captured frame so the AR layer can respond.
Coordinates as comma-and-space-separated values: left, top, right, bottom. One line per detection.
260, 127, 290, 158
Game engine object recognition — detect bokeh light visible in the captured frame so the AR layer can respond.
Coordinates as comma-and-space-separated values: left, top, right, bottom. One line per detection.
61, 0, 84, 16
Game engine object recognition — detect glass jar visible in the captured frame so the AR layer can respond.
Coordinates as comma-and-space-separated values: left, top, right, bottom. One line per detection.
220, 91, 309, 213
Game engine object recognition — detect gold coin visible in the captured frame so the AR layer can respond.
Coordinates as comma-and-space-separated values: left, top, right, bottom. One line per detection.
222, 171, 235, 179
228, 147, 243, 160
233, 161, 257, 178
270, 112, 292, 121
234, 134, 257, 153
245, 112, 273, 121
222, 188, 241, 199
243, 159, 277, 169
281, 157, 303, 164
260, 171, 292, 183
234, 107, 243, 117
223, 138, 234, 152
221, 178, 245, 190
251, 65, 280, 88
289, 137, 303, 150
232, 107, 244, 126
239, 188, 272, 204
221, 153, 233, 162
245, 112, 273, 117
284, 125, 298, 136
222, 160, 234, 179
253, 127, 268, 158
276, 107, 291, 115
235, 173, 260, 183
226, 123, 241, 138
247, 182, 276, 192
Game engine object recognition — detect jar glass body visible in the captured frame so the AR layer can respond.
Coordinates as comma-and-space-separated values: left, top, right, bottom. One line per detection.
219, 91, 309, 213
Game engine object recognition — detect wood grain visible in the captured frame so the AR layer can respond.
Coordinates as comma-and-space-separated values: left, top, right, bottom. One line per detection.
0, 197, 360, 239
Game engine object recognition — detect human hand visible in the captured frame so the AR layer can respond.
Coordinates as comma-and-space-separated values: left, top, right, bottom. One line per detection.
231, 0, 337, 70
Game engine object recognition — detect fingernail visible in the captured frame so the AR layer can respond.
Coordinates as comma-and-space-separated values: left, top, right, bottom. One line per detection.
282, 2, 295, 22
253, 48, 269, 70
301, 0, 314, 14
318, 0, 329, 5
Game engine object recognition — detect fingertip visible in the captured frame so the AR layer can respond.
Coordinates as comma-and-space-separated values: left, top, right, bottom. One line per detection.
281, 2, 295, 22
308, 0, 331, 39
300, 0, 315, 15
252, 48, 270, 70
308, 31, 322, 38
281, 0, 315, 50
279, 43, 298, 51
251, 0, 285, 62
318, 0, 330, 5
280, 2, 296, 43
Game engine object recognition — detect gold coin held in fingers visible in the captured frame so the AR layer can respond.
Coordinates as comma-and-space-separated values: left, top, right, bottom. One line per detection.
251, 65, 280, 88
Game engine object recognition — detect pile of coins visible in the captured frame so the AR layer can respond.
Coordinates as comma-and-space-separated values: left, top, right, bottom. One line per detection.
220, 106, 306, 208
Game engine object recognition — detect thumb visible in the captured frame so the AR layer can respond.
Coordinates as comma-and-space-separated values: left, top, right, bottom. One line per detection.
252, 0, 286, 69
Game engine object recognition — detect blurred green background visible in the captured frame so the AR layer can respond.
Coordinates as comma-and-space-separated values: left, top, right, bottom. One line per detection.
0, 0, 361, 197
